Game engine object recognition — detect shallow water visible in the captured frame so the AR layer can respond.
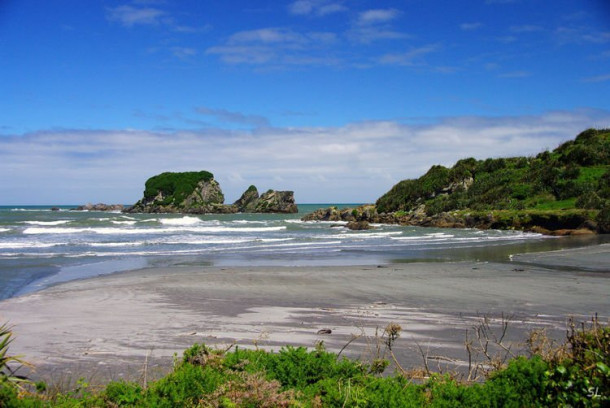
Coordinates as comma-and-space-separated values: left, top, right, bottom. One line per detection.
0, 204, 607, 300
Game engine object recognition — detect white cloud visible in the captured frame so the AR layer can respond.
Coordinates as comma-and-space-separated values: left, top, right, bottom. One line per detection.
206, 28, 338, 67
498, 70, 531, 78
107, 5, 166, 27
510, 25, 543, 33
1, 109, 607, 204
555, 27, 610, 45
582, 73, 610, 83
460, 22, 483, 31
378, 44, 440, 67
318, 4, 347, 16
228, 28, 306, 44
288, 1, 347, 16
195, 106, 270, 128
347, 8, 407, 44
171, 47, 197, 59
289, 0, 315, 15
357, 9, 400, 25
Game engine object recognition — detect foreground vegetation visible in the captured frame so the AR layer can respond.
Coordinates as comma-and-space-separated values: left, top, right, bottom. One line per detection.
1, 318, 608, 407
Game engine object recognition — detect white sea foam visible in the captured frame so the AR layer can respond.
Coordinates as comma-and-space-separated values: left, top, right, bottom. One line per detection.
23, 220, 71, 226
302, 220, 348, 225
10, 208, 53, 212
255, 240, 342, 248
23, 227, 144, 235
391, 236, 447, 241
0, 228, 10, 233
111, 220, 137, 225
342, 231, 403, 239
257, 238, 295, 243
159, 216, 202, 226
153, 237, 253, 245
22, 225, 287, 235
86, 242, 145, 247
0, 242, 58, 249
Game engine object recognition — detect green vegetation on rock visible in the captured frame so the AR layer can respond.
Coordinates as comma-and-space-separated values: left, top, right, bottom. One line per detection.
143, 171, 217, 205
372, 129, 610, 233
377, 129, 610, 215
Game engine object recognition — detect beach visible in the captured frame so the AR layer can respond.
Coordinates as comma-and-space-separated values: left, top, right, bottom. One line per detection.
1, 243, 608, 384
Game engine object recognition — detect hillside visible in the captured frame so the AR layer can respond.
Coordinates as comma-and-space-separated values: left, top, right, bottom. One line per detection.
304, 129, 610, 233
376, 128, 609, 213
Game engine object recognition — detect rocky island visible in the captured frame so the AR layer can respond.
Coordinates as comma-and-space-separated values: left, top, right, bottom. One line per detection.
304, 128, 610, 235
124, 170, 297, 214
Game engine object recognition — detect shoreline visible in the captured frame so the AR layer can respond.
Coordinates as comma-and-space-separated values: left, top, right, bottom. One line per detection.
0, 244, 608, 384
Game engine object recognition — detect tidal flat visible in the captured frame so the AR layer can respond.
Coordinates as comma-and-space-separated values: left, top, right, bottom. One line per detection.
1, 243, 608, 384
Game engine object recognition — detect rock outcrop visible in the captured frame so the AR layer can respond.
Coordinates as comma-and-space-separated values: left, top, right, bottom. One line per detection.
233, 185, 260, 212
74, 203, 125, 212
302, 204, 598, 235
124, 171, 225, 214
232, 186, 297, 213
124, 171, 298, 214
250, 190, 298, 214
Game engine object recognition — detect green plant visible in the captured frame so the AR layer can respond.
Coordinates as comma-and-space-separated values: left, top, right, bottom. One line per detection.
542, 317, 610, 406
0, 323, 31, 390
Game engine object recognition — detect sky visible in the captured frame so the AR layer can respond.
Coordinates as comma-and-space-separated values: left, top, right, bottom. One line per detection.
1, 0, 609, 205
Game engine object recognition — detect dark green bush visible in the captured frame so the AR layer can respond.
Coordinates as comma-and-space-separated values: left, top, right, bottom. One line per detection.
103, 380, 143, 406
597, 202, 610, 233
484, 356, 548, 407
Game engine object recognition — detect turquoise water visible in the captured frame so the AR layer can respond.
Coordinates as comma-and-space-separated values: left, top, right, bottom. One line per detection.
0, 204, 606, 300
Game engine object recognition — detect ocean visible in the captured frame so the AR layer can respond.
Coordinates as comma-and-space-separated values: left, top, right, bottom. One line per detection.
0, 204, 606, 300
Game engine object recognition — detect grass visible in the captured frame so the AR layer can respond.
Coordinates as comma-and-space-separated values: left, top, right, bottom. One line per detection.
534, 198, 578, 211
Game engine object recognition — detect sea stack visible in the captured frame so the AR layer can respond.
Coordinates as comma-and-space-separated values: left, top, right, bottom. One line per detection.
124, 171, 298, 214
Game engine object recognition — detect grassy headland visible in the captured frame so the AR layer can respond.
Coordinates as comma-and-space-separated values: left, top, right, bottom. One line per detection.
304, 128, 610, 234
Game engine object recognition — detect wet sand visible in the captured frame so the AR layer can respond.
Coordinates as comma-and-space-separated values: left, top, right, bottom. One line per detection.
1, 244, 608, 383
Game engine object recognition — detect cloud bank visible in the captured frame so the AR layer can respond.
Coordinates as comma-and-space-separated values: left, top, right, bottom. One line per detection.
1, 109, 608, 205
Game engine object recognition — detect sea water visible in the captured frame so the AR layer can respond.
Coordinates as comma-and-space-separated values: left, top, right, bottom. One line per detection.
0, 204, 606, 300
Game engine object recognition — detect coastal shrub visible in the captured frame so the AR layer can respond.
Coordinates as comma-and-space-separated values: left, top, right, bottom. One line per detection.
103, 380, 143, 406
376, 165, 450, 212
575, 128, 600, 143
542, 320, 610, 406
596, 169, 610, 199
449, 157, 477, 181
576, 192, 603, 210
146, 363, 225, 406
563, 164, 581, 180
510, 184, 533, 200
483, 356, 549, 406
597, 202, 610, 233
479, 157, 507, 173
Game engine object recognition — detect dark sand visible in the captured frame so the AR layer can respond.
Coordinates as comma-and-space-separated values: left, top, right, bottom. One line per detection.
1, 244, 608, 383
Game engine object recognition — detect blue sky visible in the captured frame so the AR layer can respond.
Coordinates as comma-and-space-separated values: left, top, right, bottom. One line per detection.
1, 0, 609, 204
